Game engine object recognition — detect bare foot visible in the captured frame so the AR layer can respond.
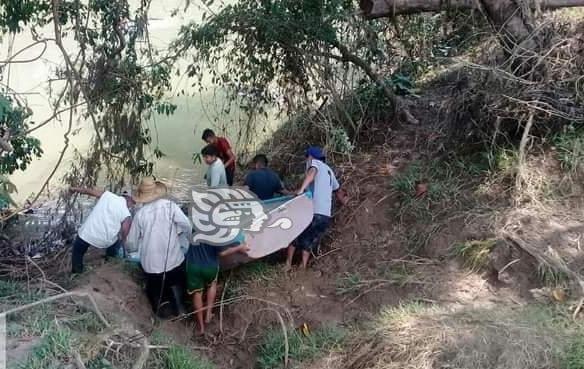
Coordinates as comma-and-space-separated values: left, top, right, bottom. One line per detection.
205, 313, 214, 324
283, 264, 292, 272
195, 326, 205, 336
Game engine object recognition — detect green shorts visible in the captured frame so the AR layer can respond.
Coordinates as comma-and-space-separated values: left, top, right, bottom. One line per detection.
186, 263, 219, 294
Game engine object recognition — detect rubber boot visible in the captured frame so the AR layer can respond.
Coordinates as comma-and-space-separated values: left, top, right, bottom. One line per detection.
170, 285, 187, 316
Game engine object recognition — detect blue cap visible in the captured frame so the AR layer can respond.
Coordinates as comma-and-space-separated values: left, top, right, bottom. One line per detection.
305, 146, 325, 160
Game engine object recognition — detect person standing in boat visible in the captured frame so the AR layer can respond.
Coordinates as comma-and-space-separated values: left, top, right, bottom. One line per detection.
200, 128, 236, 186
69, 187, 134, 274
244, 154, 289, 200
201, 144, 228, 188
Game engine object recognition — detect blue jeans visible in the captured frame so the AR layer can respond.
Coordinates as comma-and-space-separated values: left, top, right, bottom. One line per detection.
71, 236, 123, 274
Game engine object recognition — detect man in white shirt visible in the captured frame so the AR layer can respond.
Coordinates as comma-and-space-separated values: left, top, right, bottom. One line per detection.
285, 146, 348, 270
126, 177, 192, 318
70, 187, 133, 274
201, 144, 227, 187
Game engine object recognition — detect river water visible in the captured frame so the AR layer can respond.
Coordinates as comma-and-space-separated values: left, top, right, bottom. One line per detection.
3, 0, 277, 204
1, 1, 281, 256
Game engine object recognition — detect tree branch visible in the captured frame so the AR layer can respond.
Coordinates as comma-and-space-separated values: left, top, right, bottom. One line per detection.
359, 0, 584, 19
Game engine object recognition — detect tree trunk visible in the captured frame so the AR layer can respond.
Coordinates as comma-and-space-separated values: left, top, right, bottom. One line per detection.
360, 0, 584, 59
360, 0, 584, 19
478, 0, 537, 54
330, 40, 419, 125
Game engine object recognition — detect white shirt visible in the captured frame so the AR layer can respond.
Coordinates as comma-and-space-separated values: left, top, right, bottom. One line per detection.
79, 191, 131, 248
206, 158, 227, 187
308, 159, 340, 217
126, 198, 191, 274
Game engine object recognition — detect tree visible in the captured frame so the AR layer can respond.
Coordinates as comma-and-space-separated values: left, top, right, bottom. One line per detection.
0, 0, 174, 199
359, 0, 584, 56
173, 0, 412, 121
0, 95, 43, 174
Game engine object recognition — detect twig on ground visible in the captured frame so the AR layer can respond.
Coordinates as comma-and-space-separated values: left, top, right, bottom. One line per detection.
132, 335, 150, 369
1, 291, 110, 327
219, 271, 232, 334
39, 278, 68, 293
26, 257, 48, 289
316, 248, 341, 259
254, 307, 290, 368
573, 298, 584, 321
73, 351, 87, 369
498, 258, 521, 277
347, 282, 388, 305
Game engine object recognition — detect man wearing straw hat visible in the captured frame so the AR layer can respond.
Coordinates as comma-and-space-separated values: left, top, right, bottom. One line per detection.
126, 177, 191, 318
69, 186, 134, 274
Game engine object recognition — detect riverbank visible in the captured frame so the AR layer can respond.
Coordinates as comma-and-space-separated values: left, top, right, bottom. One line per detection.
5, 101, 584, 369
3, 11, 584, 369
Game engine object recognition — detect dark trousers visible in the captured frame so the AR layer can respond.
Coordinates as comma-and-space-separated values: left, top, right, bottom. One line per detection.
226, 166, 235, 186
71, 236, 122, 274
144, 262, 185, 314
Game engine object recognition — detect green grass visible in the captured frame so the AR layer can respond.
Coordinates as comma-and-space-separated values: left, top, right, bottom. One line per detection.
7, 304, 55, 337
537, 263, 570, 287
335, 272, 364, 295
18, 325, 73, 369
163, 345, 216, 369
563, 334, 584, 369
225, 261, 280, 299
0, 280, 46, 305
62, 310, 106, 334
553, 127, 584, 174
336, 267, 416, 296
370, 302, 584, 369
376, 301, 432, 327
451, 239, 497, 272
256, 325, 345, 369
403, 223, 442, 254
391, 159, 474, 223
236, 261, 279, 282
147, 332, 215, 369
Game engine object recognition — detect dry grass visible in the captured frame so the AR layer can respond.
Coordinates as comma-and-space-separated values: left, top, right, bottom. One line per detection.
452, 239, 497, 272
332, 303, 581, 369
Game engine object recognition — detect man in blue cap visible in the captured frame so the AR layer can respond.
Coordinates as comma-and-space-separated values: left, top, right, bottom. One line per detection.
285, 146, 348, 270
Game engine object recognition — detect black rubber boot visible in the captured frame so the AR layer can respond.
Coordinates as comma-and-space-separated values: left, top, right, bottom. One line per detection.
170, 285, 187, 316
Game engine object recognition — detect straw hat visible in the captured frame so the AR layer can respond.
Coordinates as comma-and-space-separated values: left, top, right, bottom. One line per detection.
132, 177, 168, 203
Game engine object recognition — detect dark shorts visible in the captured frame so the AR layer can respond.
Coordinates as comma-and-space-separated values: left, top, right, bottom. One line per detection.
226, 166, 235, 186
186, 262, 219, 294
296, 214, 331, 252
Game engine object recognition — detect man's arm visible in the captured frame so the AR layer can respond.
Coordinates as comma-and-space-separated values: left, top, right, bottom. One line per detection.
296, 167, 317, 195
120, 217, 132, 242
276, 180, 293, 196
125, 218, 140, 253
209, 165, 223, 187
335, 188, 349, 206
70, 187, 104, 198
219, 243, 250, 257
224, 148, 236, 168
279, 188, 294, 196
173, 203, 192, 236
